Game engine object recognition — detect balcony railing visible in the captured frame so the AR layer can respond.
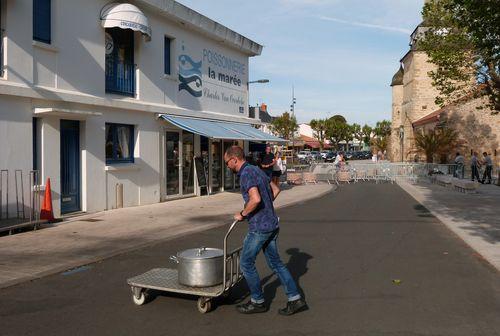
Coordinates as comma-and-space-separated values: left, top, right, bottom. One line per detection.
1, 29, 4, 77
105, 60, 135, 96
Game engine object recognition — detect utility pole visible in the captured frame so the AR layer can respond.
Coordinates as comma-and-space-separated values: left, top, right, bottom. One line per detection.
290, 86, 297, 163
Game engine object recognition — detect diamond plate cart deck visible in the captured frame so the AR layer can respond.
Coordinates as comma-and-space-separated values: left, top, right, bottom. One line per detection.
126, 220, 243, 313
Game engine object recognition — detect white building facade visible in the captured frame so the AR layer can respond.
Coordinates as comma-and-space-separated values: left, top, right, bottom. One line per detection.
0, 0, 280, 218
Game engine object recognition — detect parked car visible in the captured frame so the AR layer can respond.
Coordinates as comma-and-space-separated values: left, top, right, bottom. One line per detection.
297, 151, 311, 160
324, 151, 337, 162
320, 151, 330, 159
310, 151, 322, 161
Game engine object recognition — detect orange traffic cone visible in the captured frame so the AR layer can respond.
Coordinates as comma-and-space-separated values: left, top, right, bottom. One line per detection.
40, 178, 55, 221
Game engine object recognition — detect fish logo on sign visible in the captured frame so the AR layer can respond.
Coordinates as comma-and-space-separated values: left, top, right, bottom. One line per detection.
178, 47, 202, 97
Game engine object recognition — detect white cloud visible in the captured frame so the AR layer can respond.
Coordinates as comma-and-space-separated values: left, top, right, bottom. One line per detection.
319, 15, 412, 34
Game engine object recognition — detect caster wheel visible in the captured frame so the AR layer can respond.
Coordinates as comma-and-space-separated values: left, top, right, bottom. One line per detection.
197, 297, 212, 314
131, 288, 148, 306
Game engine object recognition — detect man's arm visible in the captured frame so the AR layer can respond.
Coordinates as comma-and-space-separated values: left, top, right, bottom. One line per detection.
270, 181, 280, 201
234, 187, 261, 221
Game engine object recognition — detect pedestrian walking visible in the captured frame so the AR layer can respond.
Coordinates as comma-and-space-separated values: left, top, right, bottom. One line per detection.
260, 145, 276, 181
454, 152, 465, 179
272, 151, 284, 186
224, 145, 307, 315
481, 152, 493, 184
470, 151, 481, 182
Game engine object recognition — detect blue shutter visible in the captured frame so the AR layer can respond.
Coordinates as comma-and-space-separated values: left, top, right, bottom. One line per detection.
33, 0, 51, 44
164, 37, 171, 75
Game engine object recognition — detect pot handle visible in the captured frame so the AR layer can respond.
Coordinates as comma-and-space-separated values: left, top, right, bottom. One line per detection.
196, 246, 206, 256
169, 255, 179, 263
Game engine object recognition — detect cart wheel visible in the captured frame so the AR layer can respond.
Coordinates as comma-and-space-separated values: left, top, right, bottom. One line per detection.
197, 297, 212, 314
131, 288, 148, 306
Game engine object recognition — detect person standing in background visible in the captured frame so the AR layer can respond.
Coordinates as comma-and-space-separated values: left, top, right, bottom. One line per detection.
471, 152, 481, 182
481, 152, 493, 184
454, 152, 465, 179
260, 145, 276, 181
272, 151, 283, 185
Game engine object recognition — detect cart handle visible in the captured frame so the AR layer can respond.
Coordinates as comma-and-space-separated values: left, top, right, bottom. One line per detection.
220, 220, 241, 295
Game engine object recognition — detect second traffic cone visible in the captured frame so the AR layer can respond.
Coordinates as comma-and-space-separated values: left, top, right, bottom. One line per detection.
40, 178, 55, 221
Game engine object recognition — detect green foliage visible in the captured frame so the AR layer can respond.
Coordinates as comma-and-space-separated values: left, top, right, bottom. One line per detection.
271, 112, 298, 140
361, 125, 373, 145
325, 118, 352, 150
330, 115, 347, 124
374, 120, 392, 138
310, 118, 328, 150
421, 0, 500, 113
414, 127, 459, 163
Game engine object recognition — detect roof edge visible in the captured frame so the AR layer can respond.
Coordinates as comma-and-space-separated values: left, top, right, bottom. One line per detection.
136, 0, 263, 56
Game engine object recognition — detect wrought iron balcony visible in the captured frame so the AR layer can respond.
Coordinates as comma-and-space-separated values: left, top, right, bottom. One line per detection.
105, 60, 135, 96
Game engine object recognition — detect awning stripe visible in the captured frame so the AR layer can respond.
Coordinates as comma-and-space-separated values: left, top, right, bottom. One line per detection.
159, 115, 286, 142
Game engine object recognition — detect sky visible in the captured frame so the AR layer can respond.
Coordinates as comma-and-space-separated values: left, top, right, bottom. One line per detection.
178, 0, 425, 126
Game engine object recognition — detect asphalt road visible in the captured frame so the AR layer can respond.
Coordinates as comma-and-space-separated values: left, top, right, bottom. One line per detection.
1, 183, 499, 336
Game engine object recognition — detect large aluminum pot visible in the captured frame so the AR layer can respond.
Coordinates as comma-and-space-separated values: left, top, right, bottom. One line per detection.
170, 247, 223, 287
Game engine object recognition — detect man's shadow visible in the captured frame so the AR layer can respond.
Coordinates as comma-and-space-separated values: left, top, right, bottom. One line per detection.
228, 248, 313, 305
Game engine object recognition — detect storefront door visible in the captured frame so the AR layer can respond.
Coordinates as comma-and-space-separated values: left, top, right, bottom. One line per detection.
182, 132, 195, 195
210, 139, 222, 193
223, 141, 236, 191
165, 131, 195, 198
166, 131, 181, 197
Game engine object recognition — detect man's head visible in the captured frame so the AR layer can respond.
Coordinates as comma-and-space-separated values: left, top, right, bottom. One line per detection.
473, 151, 478, 156
224, 145, 246, 173
456, 152, 460, 156
265, 145, 272, 154
483, 152, 488, 156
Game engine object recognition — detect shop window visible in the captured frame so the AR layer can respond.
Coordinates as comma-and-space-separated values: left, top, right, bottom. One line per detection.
33, 0, 51, 44
105, 123, 134, 163
164, 36, 172, 75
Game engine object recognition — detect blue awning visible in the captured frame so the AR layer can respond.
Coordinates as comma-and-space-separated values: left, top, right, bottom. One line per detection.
159, 115, 286, 142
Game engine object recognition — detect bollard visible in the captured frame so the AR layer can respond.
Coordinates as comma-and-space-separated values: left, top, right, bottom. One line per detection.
116, 183, 123, 209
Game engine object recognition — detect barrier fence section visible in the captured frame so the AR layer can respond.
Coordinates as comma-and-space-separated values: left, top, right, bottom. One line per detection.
0, 170, 42, 234
285, 162, 471, 185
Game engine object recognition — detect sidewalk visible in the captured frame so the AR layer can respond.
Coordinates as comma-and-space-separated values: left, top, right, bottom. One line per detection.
397, 180, 500, 271
0, 184, 333, 289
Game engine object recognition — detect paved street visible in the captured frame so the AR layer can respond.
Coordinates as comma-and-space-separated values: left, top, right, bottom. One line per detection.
1, 183, 499, 336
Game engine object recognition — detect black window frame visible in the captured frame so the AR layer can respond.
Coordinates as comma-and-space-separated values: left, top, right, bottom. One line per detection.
105, 123, 135, 164
164, 36, 172, 75
33, 0, 51, 44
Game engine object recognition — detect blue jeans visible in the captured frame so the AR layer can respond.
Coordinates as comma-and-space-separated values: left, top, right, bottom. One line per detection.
240, 229, 301, 304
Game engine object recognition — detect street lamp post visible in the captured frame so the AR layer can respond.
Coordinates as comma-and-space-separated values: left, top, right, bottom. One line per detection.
399, 125, 405, 162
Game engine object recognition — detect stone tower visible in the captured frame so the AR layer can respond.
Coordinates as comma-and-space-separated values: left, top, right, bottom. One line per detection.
390, 12, 441, 161
389, 66, 404, 161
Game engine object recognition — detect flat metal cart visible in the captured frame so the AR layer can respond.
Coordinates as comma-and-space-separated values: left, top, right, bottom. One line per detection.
127, 220, 243, 313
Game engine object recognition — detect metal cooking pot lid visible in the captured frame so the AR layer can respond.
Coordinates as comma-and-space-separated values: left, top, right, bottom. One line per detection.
178, 247, 223, 260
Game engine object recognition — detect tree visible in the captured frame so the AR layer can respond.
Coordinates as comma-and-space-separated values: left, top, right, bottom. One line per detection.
421, 0, 500, 113
271, 112, 298, 140
361, 125, 373, 148
326, 119, 351, 150
373, 120, 392, 138
351, 123, 363, 149
414, 127, 458, 163
309, 119, 328, 150
330, 115, 347, 124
